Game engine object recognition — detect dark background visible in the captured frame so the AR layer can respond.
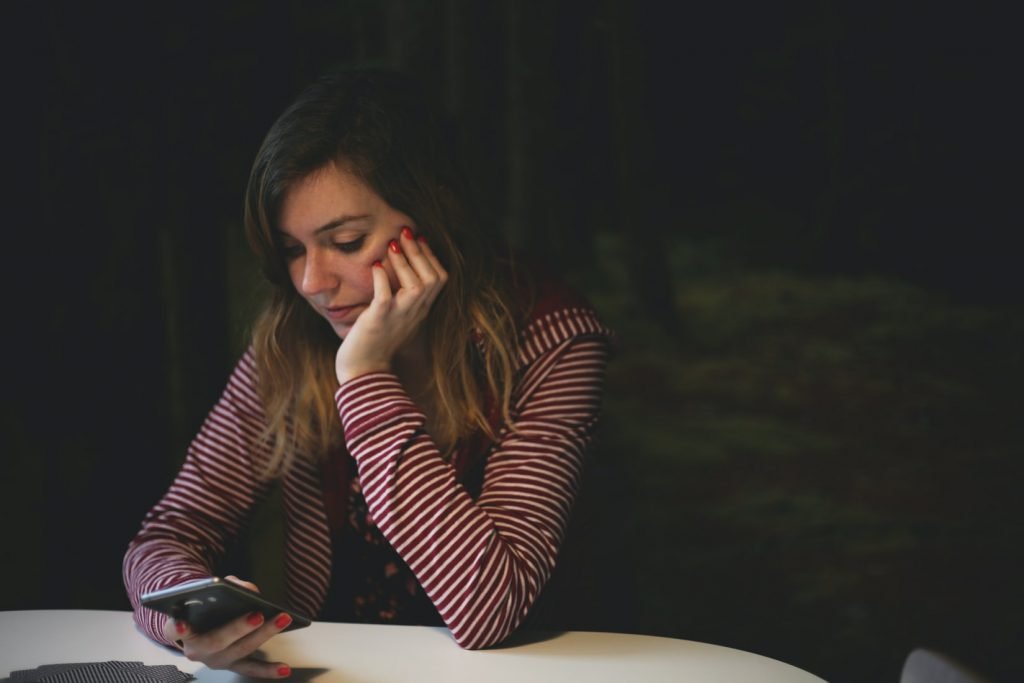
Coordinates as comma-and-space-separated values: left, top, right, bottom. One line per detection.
3, 3, 1022, 682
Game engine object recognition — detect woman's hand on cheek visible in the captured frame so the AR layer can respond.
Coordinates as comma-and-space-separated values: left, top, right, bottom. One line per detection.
334, 228, 448, 385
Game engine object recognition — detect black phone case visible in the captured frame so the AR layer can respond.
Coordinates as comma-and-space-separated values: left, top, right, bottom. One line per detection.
141, 579, 311, 634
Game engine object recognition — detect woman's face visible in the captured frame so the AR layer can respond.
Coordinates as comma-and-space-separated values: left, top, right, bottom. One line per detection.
277, 162, 412, 339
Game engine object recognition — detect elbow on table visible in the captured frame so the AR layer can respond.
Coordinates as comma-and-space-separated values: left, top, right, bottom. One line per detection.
449, 609, 529, 651
444, 549, 552, 650
452, 629, 510, 651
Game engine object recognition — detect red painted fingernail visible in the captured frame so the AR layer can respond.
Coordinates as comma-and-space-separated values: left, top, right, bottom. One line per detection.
275, 613, 293, 629
372, 260, 383, 268
401, 226, 414, 240
416, 234, 427, 243
247, 612, 264, 626
388, 239, 400, 254
278, 665, 292, 677
175, 620, 187, 635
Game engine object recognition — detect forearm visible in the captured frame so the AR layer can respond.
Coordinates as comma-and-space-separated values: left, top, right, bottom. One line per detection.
335, 337, 608, 648
123, 534, 215, 645
124, 352, 269, 645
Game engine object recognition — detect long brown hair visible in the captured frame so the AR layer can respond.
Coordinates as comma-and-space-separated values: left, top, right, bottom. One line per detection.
243, 67, 519, 478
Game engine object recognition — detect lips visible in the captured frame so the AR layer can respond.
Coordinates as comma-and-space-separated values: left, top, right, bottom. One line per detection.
324, 304, 364, 323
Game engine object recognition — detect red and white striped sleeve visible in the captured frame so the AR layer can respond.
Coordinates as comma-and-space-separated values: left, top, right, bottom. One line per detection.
122, 349, 270, 645
335, 322, 611, 649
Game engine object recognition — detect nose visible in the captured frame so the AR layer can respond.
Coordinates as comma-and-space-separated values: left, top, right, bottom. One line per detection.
299, 249, 338, 296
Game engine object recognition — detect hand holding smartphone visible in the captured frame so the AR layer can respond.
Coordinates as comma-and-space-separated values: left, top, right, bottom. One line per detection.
141, 577, 311, 634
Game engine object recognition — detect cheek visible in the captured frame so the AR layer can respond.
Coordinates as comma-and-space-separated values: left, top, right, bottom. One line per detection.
353, 266, 376, 294
344, 256, 383, 296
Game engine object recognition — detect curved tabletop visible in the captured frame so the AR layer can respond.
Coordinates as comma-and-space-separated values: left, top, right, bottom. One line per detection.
0, 610, 826, 682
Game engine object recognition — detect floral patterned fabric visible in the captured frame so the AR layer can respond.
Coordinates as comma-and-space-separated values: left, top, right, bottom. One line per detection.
320, 453, 444, 625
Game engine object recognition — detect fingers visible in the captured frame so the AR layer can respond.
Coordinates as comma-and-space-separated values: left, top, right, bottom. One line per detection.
386, 227, 447, 302
230, 658, 293, 679
413, 233, 447, 281
386, 236, 424, 295
224, 575, 261, 593
175, 610, 294, 675
163, 616, 189, 648
370, 258, 392, 306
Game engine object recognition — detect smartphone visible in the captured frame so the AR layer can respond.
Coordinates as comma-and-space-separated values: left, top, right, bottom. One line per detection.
140, 577, 311, 634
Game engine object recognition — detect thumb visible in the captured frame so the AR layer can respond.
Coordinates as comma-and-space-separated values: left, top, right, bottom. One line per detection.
224, 575, 260, 593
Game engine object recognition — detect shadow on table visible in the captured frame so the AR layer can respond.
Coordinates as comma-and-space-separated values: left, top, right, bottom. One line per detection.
201, 667, 330, 682
490, 630, 725, 661
488, 629, 567, 649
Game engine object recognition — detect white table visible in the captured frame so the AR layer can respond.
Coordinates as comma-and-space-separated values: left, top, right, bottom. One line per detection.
0, 610, 827, 682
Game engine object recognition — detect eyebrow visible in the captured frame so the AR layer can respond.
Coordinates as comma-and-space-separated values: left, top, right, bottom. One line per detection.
277, 214, 370, 238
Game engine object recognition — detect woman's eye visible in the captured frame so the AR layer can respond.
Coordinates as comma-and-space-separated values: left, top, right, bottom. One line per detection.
281, 243, 304, 260
333, 236, 366, 254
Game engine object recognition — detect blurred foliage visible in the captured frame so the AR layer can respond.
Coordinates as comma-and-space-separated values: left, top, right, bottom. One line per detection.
551, 237, 1023, 682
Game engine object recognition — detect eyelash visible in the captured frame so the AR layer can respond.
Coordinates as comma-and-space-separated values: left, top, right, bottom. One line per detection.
333, 236, 366, 253
280, 236, 365, 260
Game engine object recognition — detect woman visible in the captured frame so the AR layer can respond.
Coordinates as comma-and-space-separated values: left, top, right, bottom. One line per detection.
124, 66, 613, 678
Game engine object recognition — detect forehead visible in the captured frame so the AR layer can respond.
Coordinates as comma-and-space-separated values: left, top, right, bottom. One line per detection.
278, 163, 383, 235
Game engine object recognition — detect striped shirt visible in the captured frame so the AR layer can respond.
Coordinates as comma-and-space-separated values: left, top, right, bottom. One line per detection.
123, 291, 612, 650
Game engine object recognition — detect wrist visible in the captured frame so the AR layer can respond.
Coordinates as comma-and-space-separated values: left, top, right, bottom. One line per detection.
335, 363, 391, 386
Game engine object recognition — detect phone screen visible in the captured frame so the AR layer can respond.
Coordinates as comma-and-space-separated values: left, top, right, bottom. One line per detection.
141, 578, 311, 634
